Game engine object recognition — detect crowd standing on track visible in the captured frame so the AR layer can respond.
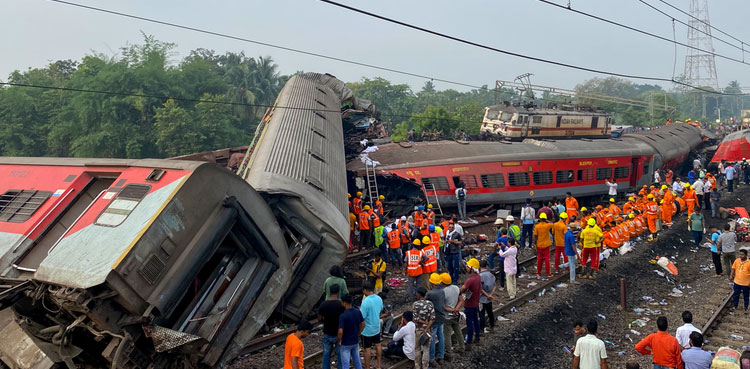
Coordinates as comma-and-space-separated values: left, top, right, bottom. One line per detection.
295, 157, 750, 369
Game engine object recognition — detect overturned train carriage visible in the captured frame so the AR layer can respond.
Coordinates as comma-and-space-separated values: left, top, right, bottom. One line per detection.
239, 72, 349, 321
0, 158, 291, 368
0, 73, 351, 368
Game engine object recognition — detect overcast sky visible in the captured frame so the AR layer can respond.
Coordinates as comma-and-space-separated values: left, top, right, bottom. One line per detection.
2, 0, 748, 92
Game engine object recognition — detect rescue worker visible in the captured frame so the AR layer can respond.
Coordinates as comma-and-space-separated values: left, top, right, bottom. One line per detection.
553, 212, 569, 274
623, 197, 635, 214
421, 236, 438, 290
683, 183, 698, 216
660, 198, 673, 228
626, 213, 637, 241
428, 225, 441, 270
425, 204, 435, 225
608, 198, 621, 216
359, 205, 373, 249
581, 218, 603, 279
386, 223, 403, 267
375, 195, 385, 217
506, 215, 521, 245
565, 192, 579, 221
414, 206, 424, 226
353, 191, 363, 215
405, 240, 424, 297
533, 212, 554, 278
645, 194, 660, 241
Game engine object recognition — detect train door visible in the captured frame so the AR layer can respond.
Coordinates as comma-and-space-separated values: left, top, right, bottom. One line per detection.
591, 116, 599, 129
630, 158, 640, 187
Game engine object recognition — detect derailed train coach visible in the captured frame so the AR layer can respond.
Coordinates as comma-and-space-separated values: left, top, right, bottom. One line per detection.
0, 73, 350, 368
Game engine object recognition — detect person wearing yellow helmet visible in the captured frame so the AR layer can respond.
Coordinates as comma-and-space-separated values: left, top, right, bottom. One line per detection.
404, 239, 424, 297
460, 258, 481, 345
533, 212, 554, 278
609, 198, 622, 217
425, 204, 435, 226
683, 183, 698, 217
374, 195, 385, 217
358, 204, 373, 249
352, 191, 363, 216
580, 217, 603, 278
420, 236, 438, 292
661, 184, 675, 228
623, 197, 635, 214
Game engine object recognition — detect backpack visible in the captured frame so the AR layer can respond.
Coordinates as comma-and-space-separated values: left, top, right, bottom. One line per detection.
457, 188, 466, 200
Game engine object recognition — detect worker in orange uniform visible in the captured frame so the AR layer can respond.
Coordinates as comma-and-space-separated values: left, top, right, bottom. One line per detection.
683, 183, 698, 216
633, 211, 645, 236
601, 224, 615, 249
359, 205, 373, 249
353, 191, 363, 216
675, 195, 686, 216
425, 204, 435, 225
405, 239, 424, 297
626, 214, 637, 241
552, 212, 569, 273
349, 210, 357, 251
660, 198, 673, 228
533, 213, 554, 278
608, 198, 621, 216
580, 218, 604, 279
386, 223, 402, 267
645, 195, 660, 241
579, 207, 590, 228
413, 205, 424, 225
375, 195, 385, 217
368, 205, 381, 229
565, 192, 579, 221
623, 197, 635, 214
420, 235, 438, 289
609, 221, 623, 249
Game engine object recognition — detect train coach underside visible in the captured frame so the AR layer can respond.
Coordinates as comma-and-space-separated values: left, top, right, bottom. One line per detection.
0, 197, 282, 369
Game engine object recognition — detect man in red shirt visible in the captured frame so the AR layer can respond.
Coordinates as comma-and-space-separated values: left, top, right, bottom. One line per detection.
460, 258, 482, 347
634, 316, 682, 369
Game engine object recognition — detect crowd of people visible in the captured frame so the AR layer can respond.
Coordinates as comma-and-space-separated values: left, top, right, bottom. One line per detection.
280, 157, 750, 369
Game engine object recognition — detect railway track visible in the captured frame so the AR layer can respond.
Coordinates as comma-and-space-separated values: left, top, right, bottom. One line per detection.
294, 254, 568, 369
701, 287, 750, 352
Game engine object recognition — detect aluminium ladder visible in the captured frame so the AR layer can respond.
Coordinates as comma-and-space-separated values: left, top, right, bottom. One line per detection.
421, 182, 444, 216
365, 160, 379, 207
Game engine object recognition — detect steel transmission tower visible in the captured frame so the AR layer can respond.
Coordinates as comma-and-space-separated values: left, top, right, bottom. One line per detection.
683, 0, 719, 90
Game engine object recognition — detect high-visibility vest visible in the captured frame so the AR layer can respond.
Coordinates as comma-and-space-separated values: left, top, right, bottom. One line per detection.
406, 250, 423, 277
419, 219, 429, 235
353, 198, 362, 215
627, 221, 636, 238
429, 232, 440, 248
425, 211, 435, 225
399, 222, 411, 243
414, 211, 423, 223
387, 230, 400, 249
370, 210, 381, 228
422, 245, 438, 273
609, 204, 621, 216
374, 226, 384, 246
375, 200, 383, 215
623, 202, 634, 213
646, 202, 658, 216
358, 212, 370, 230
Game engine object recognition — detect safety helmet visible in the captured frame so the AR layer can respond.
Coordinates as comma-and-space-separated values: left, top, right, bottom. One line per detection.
661, 185, 668, 190
379, 195, 385, 200
560, 212, 568, 219
418, 205, 425, 211
580, 207, 588, 212
429, 273, 442, 285
659, 200, 664, 204
422, 236, 431, 244
363, 205, 371, 210
628, 197, 634, 201
467, 258, 480, 269
628, 213, 635, 219
427, 204, 433, 209
587, 218, 597, 226
684, 183, 690, 188
412, 239, 421, 246
401, 216, 407, 221
429, 224, 435, 232
440, 272, 452, 285
356, 191, 362, 197
494, 218, 504, 225
647, 194, 654, 199
609, 198, 615, 203
348, 193, 351, 198
596, 205, 603, 210
539, 213, 547, 220
506, 215, 515, 221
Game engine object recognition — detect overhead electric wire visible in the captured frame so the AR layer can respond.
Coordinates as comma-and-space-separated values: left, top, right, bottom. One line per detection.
654, 0, 750, 47
320, 0, 747, 96
535, 0, 750, 65
637, 0, 748, 56
48, 0, 744, 96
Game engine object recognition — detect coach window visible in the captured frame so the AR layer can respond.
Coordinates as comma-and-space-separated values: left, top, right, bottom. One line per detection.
577, 168, 594, 182
556, 170, 574, 183
96, 184, 151, 227
533, 116, 542, 124
421, 177, 450, 191
614, 166, 629, 179
532, 171, 553, 185
480, 173, 505, 188
0, 190, 52, 222
453, 175, 478, 189
643, 162, 650, 175
508, 172, 530, 187
596, 167, 612, 180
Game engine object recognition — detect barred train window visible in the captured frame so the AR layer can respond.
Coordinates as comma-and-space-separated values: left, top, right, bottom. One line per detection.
508, 172, 530, 187
556, 170, 574, 183
614, 166, 630, 179
532, 171, 553, 185
0, 190, 52, 223
421, 177, 450, 191
480, 173, 505, 188
96, 184, 151, 227
596, 167, 612, 180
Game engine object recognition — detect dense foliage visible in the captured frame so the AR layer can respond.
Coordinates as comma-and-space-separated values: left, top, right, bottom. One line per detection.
1, 36, 748, 157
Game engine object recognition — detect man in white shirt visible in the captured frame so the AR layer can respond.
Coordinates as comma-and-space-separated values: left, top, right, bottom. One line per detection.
672, 178, 683, 196
385, 311, 416, 361
654, 170, 661, 183
605, 179, 618, 197
692, 178, 705, 210
675, 310, 701, 349
451, 217, 464, 237
574, 320, 608, 369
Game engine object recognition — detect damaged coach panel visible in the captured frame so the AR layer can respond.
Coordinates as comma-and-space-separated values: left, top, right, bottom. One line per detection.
0, 158, 291, 368
241, 73, 349, 321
